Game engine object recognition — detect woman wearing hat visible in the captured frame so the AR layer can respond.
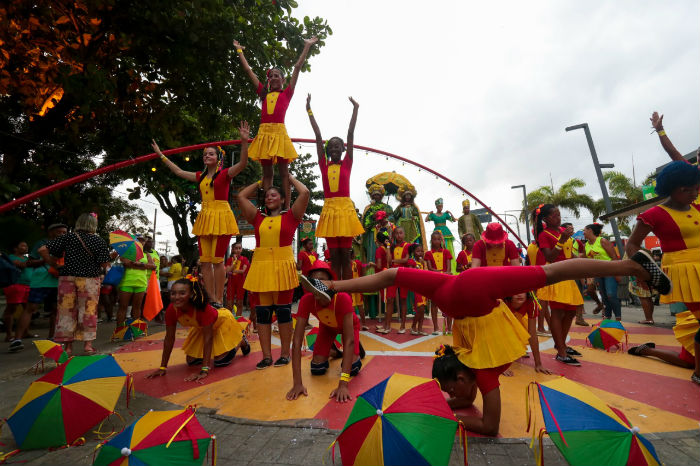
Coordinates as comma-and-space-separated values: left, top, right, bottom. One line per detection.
287, 260, 364, 403
425, 199, 456, 273
152, 121, 250, 306
391, 186, 424, 247
470, 223, 521, 268
626, 160, 700, 384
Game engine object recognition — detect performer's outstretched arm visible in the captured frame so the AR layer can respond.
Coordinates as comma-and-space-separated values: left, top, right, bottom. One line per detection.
290, 175, 310, 220
306, 94, 325, 163
152, 140, 197, 182
288, 37, 318, 92
346, 97, 359, 162
650, 112, 685, 162
233, 40, 260, 88
226, 121, 250, 178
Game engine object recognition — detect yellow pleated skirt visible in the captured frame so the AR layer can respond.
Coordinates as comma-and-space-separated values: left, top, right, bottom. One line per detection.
181, 308, 243, 359
244, 245, 299, 292
317, 197, 365, 238
248, 123, 298, 163
192, 200, 239, 236
660, 248, 700, 305
536, 279, 584, 307
452, 301, 530, 369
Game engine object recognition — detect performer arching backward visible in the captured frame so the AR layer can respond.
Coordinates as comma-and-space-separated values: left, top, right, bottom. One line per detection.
306, 94, 365, 280
152, 121, 250, 307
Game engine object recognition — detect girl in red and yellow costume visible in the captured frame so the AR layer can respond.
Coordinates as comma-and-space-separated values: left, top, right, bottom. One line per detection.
301, 251, 669, 435
297, 237, 319, 276
406, 243, 429, 335
424, 231, 453, 335
626, 160, 700, 384
237, 174, 310, 370
234, 37, 318, 209
470, 223, 521, 268
377, 227, 411, 335
456, 233, 475, 273
531, 203, 585, 366
306, 95, 364, 280
225, 242, 249, 316
153, 122, 250, 306
146, 277, 249, 384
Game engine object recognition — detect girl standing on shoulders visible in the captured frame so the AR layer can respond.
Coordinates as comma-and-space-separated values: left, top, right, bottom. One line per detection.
306, 94, 364, 280
234, 37, 318, 209
153, 121, 250, 307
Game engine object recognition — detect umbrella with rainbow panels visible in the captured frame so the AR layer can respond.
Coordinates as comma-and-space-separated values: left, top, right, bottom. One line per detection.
111, 318, 149, 342
93, 406, 215, 466
335, 373, 464, 466
34, 339, 69, 364
110, 230, 144, 262
527, 376, 661, 466
6, 355, 130, 450
587, 320, 628, 351
305, 327, 342, 352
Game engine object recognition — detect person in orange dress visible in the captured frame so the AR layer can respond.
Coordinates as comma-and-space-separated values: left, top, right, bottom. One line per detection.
424, 231, 453, 334
626, 160, 700, 384
225, 242, 249, 316
237, 174, 310, 370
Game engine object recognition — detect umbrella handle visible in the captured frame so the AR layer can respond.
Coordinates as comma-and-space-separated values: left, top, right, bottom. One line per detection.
458, 421, 468, 466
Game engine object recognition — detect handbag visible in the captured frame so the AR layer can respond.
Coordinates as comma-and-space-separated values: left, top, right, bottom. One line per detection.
103, 265, 125, 286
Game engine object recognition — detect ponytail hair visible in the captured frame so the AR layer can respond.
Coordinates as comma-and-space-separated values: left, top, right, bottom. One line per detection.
530, 203, 556, 246
199, 146, 225, 187
173, 277, 210, 310
432, 344, 475, 382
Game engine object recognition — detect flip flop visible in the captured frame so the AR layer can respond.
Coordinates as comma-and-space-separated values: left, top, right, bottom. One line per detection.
638, 320, 655, 325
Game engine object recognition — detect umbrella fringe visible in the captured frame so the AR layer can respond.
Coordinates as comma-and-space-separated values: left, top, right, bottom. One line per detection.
458, 420, 468, 465
323, 439, 337, 465
48, 436, 85, 452
0, 448, 20, 463
125, 373, 135, 408
535, 428, 546, 466
93, 411, 124, 441
208, 434, 217, 465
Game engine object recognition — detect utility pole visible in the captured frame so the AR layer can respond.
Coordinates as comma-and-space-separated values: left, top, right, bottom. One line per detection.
565, 123, 624, 255
152, 209, 157, 238
511, 185, 531, 244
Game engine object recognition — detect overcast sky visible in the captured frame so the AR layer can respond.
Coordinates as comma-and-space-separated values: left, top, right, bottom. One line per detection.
139, 0, 699, 255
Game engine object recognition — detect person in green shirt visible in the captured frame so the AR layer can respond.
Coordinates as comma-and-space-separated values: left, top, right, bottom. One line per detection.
115, 236, 156, 330
5, 240, 32, 350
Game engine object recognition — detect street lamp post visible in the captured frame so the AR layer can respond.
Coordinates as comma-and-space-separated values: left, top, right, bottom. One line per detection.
498, 213, 522, 240
565, 123, 624, 255
511, 185, 531, 244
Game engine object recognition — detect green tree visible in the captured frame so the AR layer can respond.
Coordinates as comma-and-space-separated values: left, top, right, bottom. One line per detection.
590, 171, 656, 236
522, 178, 595, 221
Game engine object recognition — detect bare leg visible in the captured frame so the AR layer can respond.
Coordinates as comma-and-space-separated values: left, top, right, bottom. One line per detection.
116, 291, 131, 324
130, 292, 146, 320
278, 321, 292, 358
258, 323, 272, 360
537, 300, 551, 333
213, 261, 226, 303
14, 302, 35, 341
399, 298, 407, 331
413, 305, 425, 332
331, 268, 398, 293
575, 305, 589, 326
340, 248, 353, 281
234, 298, 243, 317
382, 298, 394, 332
640, 297, 654, 322
200, 261, 216, 302
358, 303, 366, 328
550, 308, 570, 358
4, 304, 15, 341
278, 162, 291, 210
262, 164, 273, 191
431, 303, 439, 334
636, 346, 694, 368
47, 301, 57, 340
543, 259, 649, 284
330, 248, 343, 282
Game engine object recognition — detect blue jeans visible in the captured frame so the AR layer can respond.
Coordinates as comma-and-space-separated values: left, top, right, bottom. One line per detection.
597, 276, 621, 319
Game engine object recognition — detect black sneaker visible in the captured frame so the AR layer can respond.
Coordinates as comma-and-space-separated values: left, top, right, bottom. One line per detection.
299, 275, 334, 305
555, 354, 581, 366
210, 302, 223, 309
273, 356, 290, 367
240, 336, 251, 356
631, 250, 672, 295
8, 339, 24, 353
691, 373, 700, 385
566, 346, 582, 357
256, 357, 273, 370
628, 342, 655, 356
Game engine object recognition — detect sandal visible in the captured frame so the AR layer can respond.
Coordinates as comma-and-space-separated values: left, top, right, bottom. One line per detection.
638, 320, 655, 325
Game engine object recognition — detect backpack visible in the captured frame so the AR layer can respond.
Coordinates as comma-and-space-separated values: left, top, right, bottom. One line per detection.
0, 253, 20, 288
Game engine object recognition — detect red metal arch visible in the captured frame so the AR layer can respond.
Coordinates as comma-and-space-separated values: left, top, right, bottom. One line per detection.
0, 139, 524, 246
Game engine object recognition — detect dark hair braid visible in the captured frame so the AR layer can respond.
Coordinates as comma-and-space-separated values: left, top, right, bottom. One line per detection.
531, 203, 556, 246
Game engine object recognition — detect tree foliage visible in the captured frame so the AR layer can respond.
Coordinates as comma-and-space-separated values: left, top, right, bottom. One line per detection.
522, 178, 595, 221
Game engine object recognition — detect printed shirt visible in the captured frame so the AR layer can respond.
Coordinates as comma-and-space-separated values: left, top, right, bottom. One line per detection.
471, 239, 519, 266
319, 155, 352, 198
165, 303, 218, 328
637, 203, 700, 252
536, 227, 574, 264
298, 250, 319, 275
456, 249, 472, 269
424, 248, 453, 272
256, 82, 293, 124
196, 170, 232, 202
46, 231, 110, 278
296, 292, 356, 331
253, 210, 299, 248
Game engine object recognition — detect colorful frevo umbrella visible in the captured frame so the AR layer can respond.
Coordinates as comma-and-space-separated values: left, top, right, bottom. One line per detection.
526, 376, 661, 466
93, 406, 215, 466
111, 318, 148, 342
587, 319, 628, 351
34, 339, 69, 364
334, 373, 465, 466
6, 355, 131, 451
673, 310, 699, 356
110, 230, 144, 262
305, 327, 342, 352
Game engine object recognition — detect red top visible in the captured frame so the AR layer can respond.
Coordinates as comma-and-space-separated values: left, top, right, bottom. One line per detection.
471, 239, 519, 266
296, 292, 358, 331
507, 297, 539, 319
637, 204, 700, 252
226, 256, 250, 281
474, 364, 510, 395
424, 249, 453, 272
298, 250, 319, 275
375, 246, 388, 271
319, 155, 352, 198
391, 241, 410, 268
536, 227, 568, 263
165, 303, 218, 327
456, 249, 472, 269
256, 82, 293, 124
352, 259, 364, 278
196, 170, 233, 202
252, 210, 299, 248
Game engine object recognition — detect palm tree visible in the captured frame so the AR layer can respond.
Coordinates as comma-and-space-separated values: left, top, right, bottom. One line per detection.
521, 178, 595, 222
590, 171, 654, 236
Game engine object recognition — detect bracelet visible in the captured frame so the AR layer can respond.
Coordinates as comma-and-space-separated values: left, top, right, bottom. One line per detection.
256, 180, 262, 187
340, 372, 351, 382
159, 366, 167, 371
236, 48, 243, 54
200, 366, 210, 373
160, 154, 168, 161
554, 244, 563, 250
657, 130, 666, 137
307, 110, 313, 116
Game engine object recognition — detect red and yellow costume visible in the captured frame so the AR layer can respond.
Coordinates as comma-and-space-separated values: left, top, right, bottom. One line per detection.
244, 210, 300, 303
471, 239, 519, 266
406, 258, 427, 307
506, 296, 539, 331
297, 293, 361, 357
424, 248, 453, 273
351, 260, 364, 307
193, 171, 239, 263
374, 245, 389, 301
637, 203, 700, 316
225, 255, 249, 303
298, 249, 319, 276
456, 248, 473, 270
248, 82, 298, 164
395, 266, 543, 368
316, 156, 364, 247
387, 241, 410, 299
165, 303, 243, 359
535, 227, 584, 311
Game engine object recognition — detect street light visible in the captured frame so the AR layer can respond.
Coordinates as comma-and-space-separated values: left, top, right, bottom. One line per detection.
565, 123, 624, 255
498, 213, 522, 240
511, 185, 531, 244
